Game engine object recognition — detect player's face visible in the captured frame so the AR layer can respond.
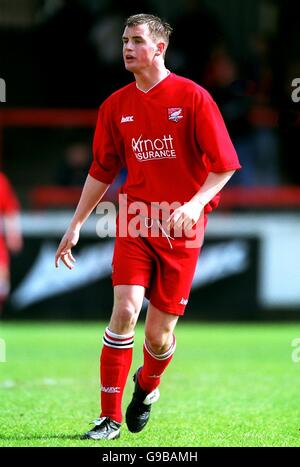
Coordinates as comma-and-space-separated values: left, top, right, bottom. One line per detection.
122, 24, 162, 73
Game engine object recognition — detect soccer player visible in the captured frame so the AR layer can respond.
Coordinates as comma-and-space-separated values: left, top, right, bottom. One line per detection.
0, 172, 23, 316
55, 14, 241, 440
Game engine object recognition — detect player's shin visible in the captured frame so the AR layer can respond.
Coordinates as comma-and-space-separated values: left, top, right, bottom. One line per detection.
100, 327, 134, 423
138, 334, 176, 393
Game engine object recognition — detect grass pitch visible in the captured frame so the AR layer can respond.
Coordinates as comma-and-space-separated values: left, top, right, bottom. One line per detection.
0, 321, 300, 447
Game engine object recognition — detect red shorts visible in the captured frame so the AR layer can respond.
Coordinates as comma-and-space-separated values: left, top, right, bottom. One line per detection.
112, 214, 207, 315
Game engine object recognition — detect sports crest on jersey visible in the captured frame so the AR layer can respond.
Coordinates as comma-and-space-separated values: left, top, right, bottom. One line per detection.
167, 107, 184, 123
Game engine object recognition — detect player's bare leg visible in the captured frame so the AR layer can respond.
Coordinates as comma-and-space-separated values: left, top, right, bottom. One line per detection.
109, 284, 145, 334
82, 285, 145, 440
0, 267, 10, 318
126, 303, 179, 433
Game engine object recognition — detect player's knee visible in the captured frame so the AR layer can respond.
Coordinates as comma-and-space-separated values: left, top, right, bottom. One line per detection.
145, 332, 172, 355
111, 300, 139, 331
116, 305, 136, 324
0, 276, 10, 301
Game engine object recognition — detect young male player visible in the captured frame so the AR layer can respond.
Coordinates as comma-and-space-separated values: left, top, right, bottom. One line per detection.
55, 14, 241, 440
0, 172, 23, 316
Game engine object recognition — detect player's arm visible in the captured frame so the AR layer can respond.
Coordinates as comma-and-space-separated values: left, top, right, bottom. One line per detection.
1, 174, 23, 253
168, 89, 241, 231
4, 213, 23, 253
190, 169, 235, 207
55, 96, 122, 269
55, 174, 109, 269
167, 170, 235, 230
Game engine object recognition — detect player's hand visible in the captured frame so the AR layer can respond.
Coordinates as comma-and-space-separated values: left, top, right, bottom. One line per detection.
166, 200, 204, 232
55, 227, 79, 270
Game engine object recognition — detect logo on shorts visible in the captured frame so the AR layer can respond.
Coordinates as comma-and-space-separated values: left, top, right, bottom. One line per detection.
168, 107, 183, 123
179, 297, 188, 305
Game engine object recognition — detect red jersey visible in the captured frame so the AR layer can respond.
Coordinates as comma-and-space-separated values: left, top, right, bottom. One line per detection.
89, 72, 241, 213
0, 173, 20, 217
0, 172, 20, 252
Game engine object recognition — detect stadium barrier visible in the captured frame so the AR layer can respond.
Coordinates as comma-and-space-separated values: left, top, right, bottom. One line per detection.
5, 210, 300, 320
26, 185, 300, 210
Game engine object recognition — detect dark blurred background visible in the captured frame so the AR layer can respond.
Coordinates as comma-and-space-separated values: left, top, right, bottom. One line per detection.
0, 0, 300, 319
1, 0, 300, 198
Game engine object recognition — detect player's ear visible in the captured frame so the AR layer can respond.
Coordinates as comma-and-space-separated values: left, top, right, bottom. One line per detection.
155, 41, 165, 57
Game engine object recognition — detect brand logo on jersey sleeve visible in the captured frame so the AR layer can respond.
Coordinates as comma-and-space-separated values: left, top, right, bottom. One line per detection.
168, 107, 183, 123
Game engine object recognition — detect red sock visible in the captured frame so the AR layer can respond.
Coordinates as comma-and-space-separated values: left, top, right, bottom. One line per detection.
100, 327, 134, 423
138, 335, 176, 394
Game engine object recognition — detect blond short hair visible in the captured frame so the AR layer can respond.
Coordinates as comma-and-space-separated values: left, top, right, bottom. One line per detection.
125, 13, 173, 56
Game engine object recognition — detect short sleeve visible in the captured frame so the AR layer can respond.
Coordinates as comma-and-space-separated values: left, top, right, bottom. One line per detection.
195, 89, 241, 173
0, 173, 20, 214
89, 99, 122, 184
